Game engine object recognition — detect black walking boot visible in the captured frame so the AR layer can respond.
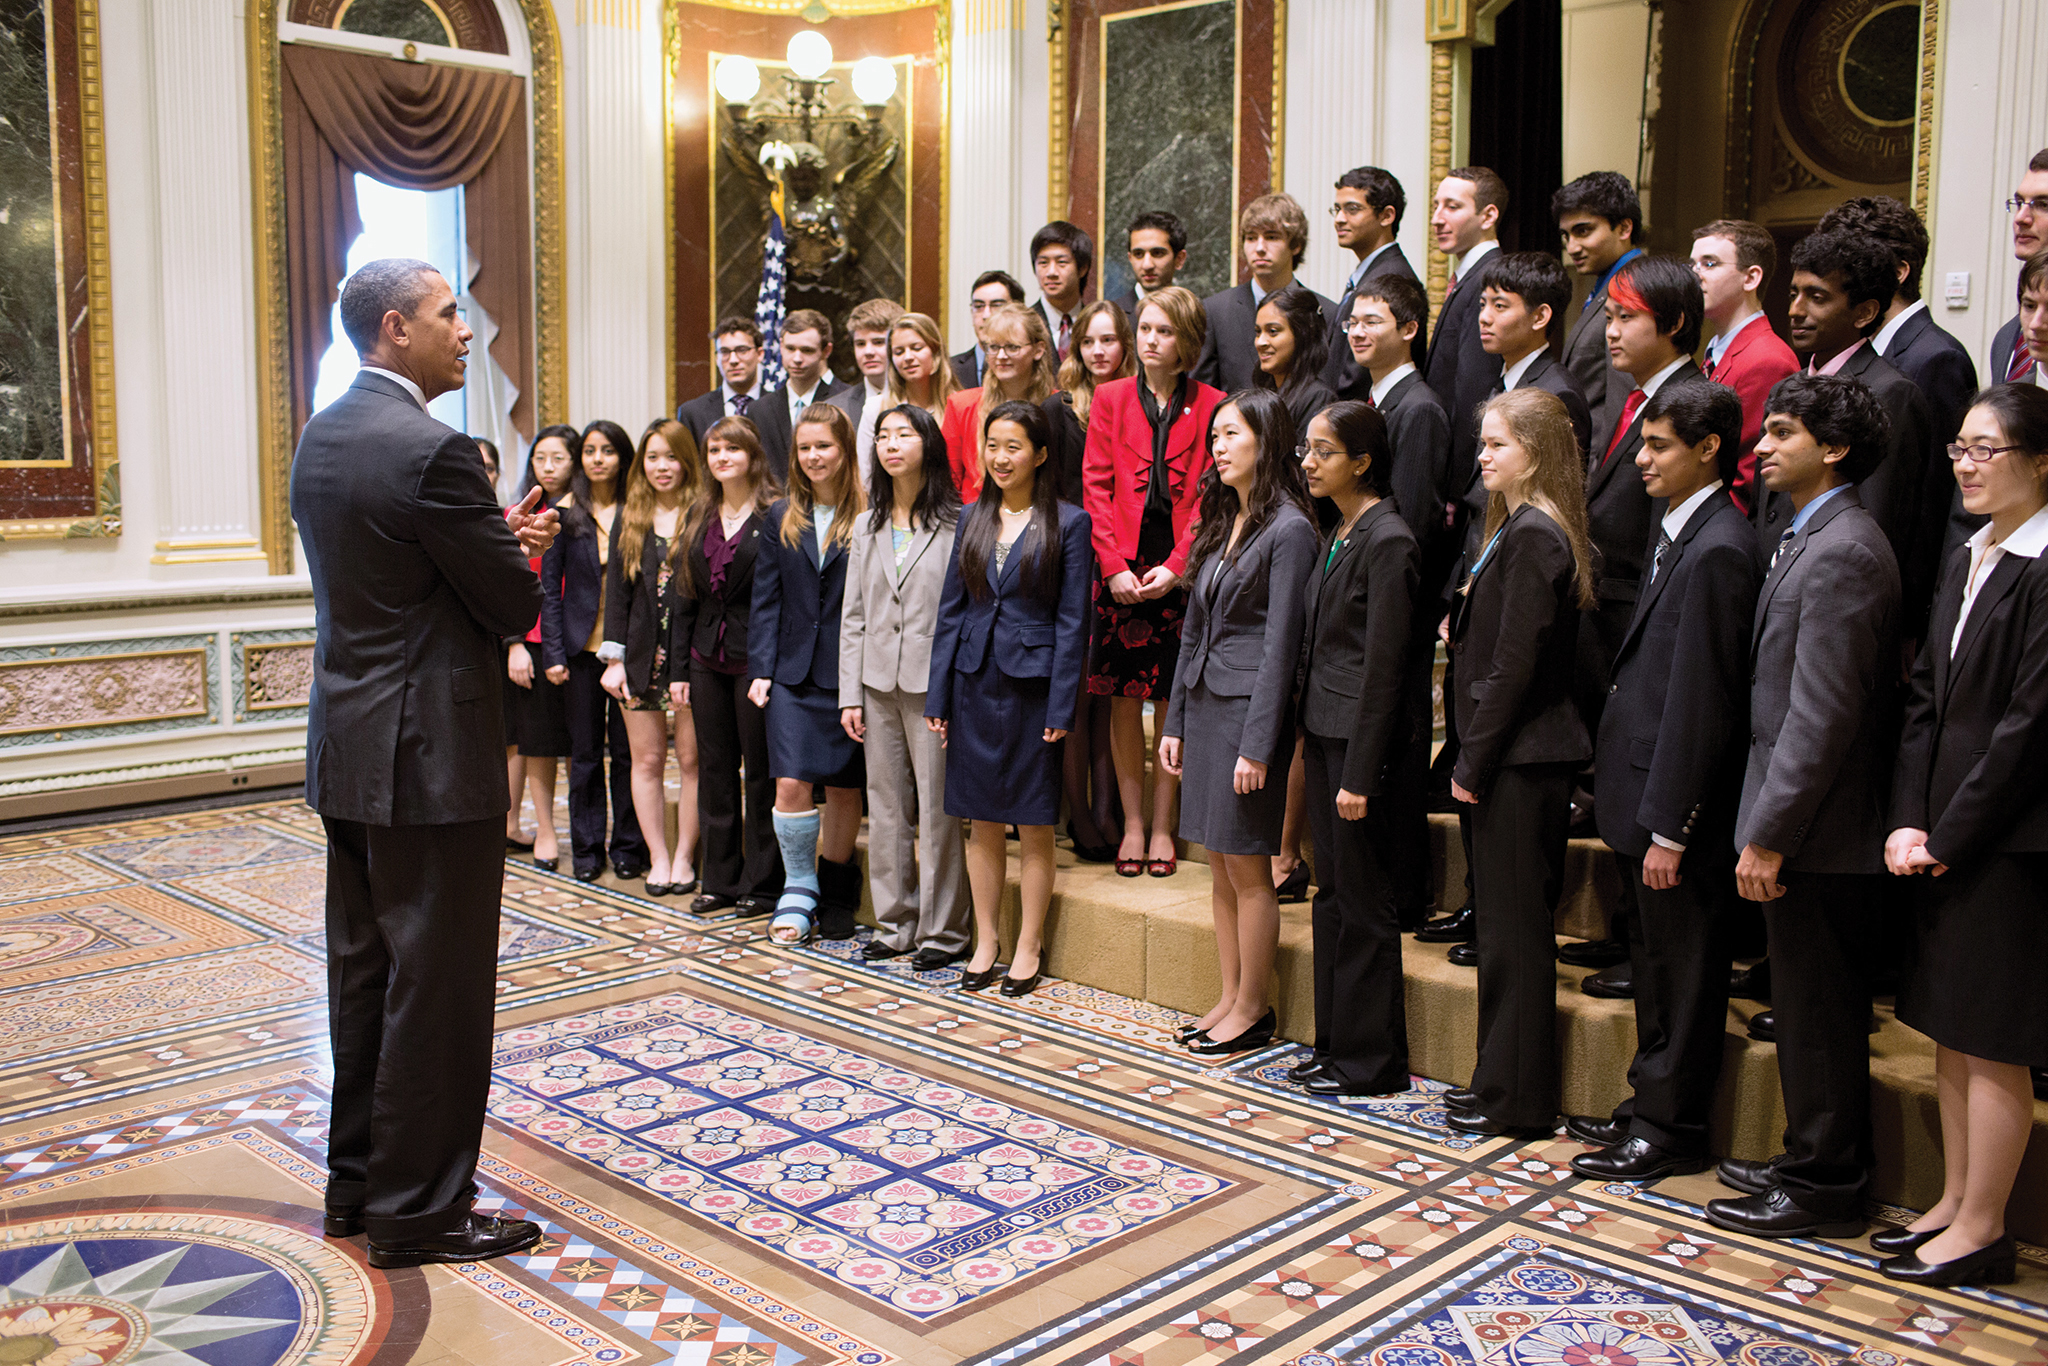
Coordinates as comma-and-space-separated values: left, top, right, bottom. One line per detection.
815, 856, 863, 941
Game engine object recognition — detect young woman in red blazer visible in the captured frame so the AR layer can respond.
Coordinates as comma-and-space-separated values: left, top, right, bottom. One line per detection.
1081, 285, 1225, 876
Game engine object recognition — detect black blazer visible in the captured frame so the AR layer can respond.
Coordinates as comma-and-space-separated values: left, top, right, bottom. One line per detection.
1041, 393, 1094, 506
1280, 378, 1339, 439
1323, 245, 1426, 399
950, 346, 982, 392
1107, 286, 1141, 326
1448, 504, 1591, 795
1377, 370, 1452, 557
1298, 499, 1421, 794
1195, 281, 1339, 395
290, 371, 539, 827
1989, 313, 2024, 392
670, 508, 766, 671
1589, 362, 1712, 610
539, 507, 605, 671
675, 388, 727, 449
747, 501, 849, 690
1593, 495, 1759, 859
1424, 268, 1495, 508
1564, 279, 1635, 451
1892, 542, 2048, 866
1457, 354, 1594, 536
1884, 307, 1985, 554
753, 377, 856, 484
602, 515, 681, 696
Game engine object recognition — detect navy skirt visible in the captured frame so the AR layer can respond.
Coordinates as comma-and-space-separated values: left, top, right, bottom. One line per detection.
766, 680, 865, 788
943, 664, 1063, 825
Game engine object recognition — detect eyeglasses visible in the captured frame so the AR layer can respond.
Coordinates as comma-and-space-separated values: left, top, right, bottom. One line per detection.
715, 345, 757, 359
1946, 442, 2022, 463
985, 343, 1031, 358
2008, 196, 2048, 216
1328, 202, 1371, 219
1341, 318, 1379, 336
1296, 443, 1350, 459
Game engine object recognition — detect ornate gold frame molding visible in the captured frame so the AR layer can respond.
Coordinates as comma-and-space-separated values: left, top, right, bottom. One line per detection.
1910, 0, 1941, 219
1421, 0, 1510, 312
245, 0, 565, 575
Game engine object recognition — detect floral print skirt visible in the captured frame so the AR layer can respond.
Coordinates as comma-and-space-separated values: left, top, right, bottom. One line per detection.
1087, 565, 1187, 702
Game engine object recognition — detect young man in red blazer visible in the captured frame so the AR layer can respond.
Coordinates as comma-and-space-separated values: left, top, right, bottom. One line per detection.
1691, 220, 1797, 514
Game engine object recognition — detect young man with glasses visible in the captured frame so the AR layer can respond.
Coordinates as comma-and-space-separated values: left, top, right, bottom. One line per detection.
1323, 167, 1423, 399
1990, 151, 2048, 393
676, 317, 766, 448
951, 270, 1025, 390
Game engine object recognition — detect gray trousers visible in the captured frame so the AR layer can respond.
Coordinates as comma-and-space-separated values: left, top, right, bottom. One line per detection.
863, 685, 970, 952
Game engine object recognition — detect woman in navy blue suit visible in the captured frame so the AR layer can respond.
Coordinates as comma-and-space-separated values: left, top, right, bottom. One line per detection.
927, 399, 1095, 997
749, 404, 867, 945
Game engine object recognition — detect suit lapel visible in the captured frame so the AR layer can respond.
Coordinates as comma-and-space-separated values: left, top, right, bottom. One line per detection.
1945, 553, 2028, 700
893, 524, 938, 597
1562, 285, 1606, 363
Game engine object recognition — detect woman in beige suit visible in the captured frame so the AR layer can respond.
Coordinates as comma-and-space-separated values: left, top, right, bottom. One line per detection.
841, 405, 972, 968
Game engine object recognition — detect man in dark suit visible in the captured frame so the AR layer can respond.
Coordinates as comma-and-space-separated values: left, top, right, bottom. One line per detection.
1709, 374, 1899, 1241
1554, 172, 1645, 445
1476, 252, 1591, 460
754, 307, 856, 482
1323, 166, 1424, 398
1030, 221, 1093, 362
1195, 193, 1337, 393
953, 270, 1025, 390
1762, 230, 1939, 637
1570, 385, 1759, 1181
675, 316, 766, 447
1988, 150, 2048, 389
1692, 220, 1799, 512
1424, 166, 1507, 534
1107, 210, 1187, 324
291, 259, 557, 1268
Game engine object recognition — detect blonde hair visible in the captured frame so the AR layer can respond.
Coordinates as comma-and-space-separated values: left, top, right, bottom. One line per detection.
1134, 286, 1207, 375
883, 312, 961, 416
780, 402, 867, 552
1056, 299, 1136, 426
1470, 388, 1596, 608
618, 419, 701, 581
974, 302, 1060, 442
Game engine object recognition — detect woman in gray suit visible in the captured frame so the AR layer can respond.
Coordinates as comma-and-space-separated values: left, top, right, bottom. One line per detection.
1159, 389, 1321, 1056
841, 405, 971, 970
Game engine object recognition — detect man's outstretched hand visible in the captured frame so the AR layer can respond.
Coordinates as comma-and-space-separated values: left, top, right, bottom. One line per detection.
508, 486, 560, 556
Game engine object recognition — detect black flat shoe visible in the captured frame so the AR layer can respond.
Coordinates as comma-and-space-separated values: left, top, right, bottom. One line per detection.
1880, 1234, 2017, 1286
533, 855, 559, 872
1446, 943, 1479, 967
643, 882, 673, 897
324, 1204, 364, 1238
692, 892, 735, 913
1274, 863, 1311, 903
911, 946, 972, 971
671, 876, 700, 895
1442, 1106, 1553, 1139
734, 895, 776, 918
999, 971, 1043, 997
1564, 1114, 1628, 1147
367, 1212, 543, 1269
614, 862, 649, 881
1570, 1135, 1712, 1181
1870, 1223, 1946, 1255
1716, 1156, 1781, 1196
958, 966, 1005, 992
1558, 937, 1627, 968
1581, 963, 1634, 999
1415, 904, 1476, 943
1285, 1056, 1327, 1082
863, 940, 910, 961
1704, 1188, 1864, 1240
1186, 1009, 1276, 1056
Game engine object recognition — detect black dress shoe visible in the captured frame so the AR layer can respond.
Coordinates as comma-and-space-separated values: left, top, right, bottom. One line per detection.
862, 940, 910, 961
1558, 937, 1627, 968
1748, 1010, 1878, 1043
533, 855, 559, 872
1303, 1073, 1405, 1098
1704, 1187, 1864, 1239
998, 971, 1043, 998
1564, 1114, 1628, 1147
958, 966, 1005, 992
911, 946, 972, 970
324, 1204, 364, 1237
1581, 963, 1633, 999
1443, 1106, 1553, 1139
1870, 1223, 1946, 1254
573, 865, 602, 883
1445, 1086, 1478, 1109
1446, 942, 1479, 967
1570, 1135, 1712, 1181
1286, 1055, 1328, 1083
734, 895, 776, 917
1415, 905, 1476, 943
691, 892, 735, 913
613, 862, 649, 881
1274, 863, 1311, 903
1716, 1155, 1781, 1195
367, 1212, 544, 1269
1187, 1009, 1276, 1056
1729, 961, 1771, 1000
1880, 1234, 2017, 1286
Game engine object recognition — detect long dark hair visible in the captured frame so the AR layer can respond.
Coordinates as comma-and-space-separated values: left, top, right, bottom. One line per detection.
1186, 389, 1314, 571
866, 403, 962, 533
565, 418, 636, 539
674, 415, 775, 596
1251, 284, 1330, 399
957, 399, 1062, 603
1316, 400, 1393, 498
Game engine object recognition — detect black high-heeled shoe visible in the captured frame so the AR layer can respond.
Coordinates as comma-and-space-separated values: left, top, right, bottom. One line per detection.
1274, 863, 1311, 903
958, 965, 1005, 992
1880, 1234, 2017, 1287
1186, 1009, 1276, 1056
1173, 1022, 1208, 1044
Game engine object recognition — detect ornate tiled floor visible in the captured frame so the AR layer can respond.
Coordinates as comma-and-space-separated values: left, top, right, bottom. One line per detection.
2, 796, 2044, 1366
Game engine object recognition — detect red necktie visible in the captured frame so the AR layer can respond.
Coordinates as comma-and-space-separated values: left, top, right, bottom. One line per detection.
1057, 314, 1071, 360
1603, 389, 1646, 464
2010, 336, 2035, 383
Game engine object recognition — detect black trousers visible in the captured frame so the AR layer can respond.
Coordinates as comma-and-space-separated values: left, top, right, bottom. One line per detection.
322, 814, 502, 1241
1469, 761, 1574, 1127
1611, 853, 1734, 1154
690, 662, 782, 900
1303, 732, 1411, 1090
1765, 872, 1880, 1219
564, 650, 646, 873
1385, 646, 1437, 924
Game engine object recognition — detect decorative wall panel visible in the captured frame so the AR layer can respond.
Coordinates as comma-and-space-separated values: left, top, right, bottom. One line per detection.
232, 629, 316, 721
0, 636, 217, 747
0, 0, 118, 541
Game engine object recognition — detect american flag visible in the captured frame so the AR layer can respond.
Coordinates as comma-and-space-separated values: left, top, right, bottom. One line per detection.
754, 208, 789, 390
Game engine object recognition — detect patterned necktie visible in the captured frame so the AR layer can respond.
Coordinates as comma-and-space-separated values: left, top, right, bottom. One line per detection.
2010, 335, 2035, 384
1648, 530, 1673, 585
1057, 314, 1071, 361
730, 393, 752, 416
1602, 389, 1647, 465
1770, 527, 1796, 569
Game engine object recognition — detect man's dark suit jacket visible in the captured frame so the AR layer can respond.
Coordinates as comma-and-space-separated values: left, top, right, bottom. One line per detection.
1989, 312, 2025, 390
1589, 361, 1711, 619
1458, 353, 1593, 547
1423, 268, 1495, 512
1563, 279, 1634, 450
1753, 346, 1938, 632
753, 376, 856, 484
1594, 494, 1759, 859
1323, 244, 1426, 400
291, 371, 539, 827
675, 388, 727, 448
950, 347, 981, 392
1297, 498, 1420, 795
1735, 486, 1898, 873
1376, 370, 1451, 560
1194, 281, 1338, 394
1883, 306, 1984, 553
1108, 286, 1141, 326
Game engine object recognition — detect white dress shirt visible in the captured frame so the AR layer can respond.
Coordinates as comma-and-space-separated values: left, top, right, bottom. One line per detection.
1953, 503, 2048, 656
1500, 348, 1543, 392
360, 366, 428, 411
1871, 299, 1928, 357
721, 378, 764, 415
1370, 362, 1417, 407
1450, 238, 1500, 290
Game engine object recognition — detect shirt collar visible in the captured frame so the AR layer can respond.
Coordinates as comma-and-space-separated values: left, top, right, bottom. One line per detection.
360, 366, 428, 411
1452, 238, 1499, 280
1371, 362, 1417, 407
1790, 482, 1850, 533
789, 377, 825, 407
1349, 241, 1397, 290
1500, 348, 1543, 392
1706, 307, 1765, 363
1639, 355, 1689, 400
1968, 501, 2048, 560
1870, 299, 1927, 356
1662, 479, 1724, 540
1590, 247, 1646, 306
1810, 338, 1865, 376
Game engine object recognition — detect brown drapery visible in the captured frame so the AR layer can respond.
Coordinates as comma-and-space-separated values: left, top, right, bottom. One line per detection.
280, 44, 535, 441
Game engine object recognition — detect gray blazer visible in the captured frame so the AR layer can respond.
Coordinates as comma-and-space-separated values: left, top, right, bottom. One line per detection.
1735, 487, 1900, 873
839, 513, 958, 705
1163, 502, 1320, 764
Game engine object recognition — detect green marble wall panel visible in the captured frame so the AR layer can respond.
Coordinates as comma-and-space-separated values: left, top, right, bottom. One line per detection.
0, 0, 65, 467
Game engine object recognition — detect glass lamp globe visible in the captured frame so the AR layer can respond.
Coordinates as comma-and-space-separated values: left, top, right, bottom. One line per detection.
851, 56, 897, 107
714, 54, 760, 105
786, 30, 833, 81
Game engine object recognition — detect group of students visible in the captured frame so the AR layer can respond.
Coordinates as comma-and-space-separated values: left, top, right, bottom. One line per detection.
492, 149, 2048, 1292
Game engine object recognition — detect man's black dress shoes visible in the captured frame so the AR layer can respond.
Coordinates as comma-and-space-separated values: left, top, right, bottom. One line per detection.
1570, 1136, 1712, 1181
862, 940, 909, 961
1286, 1056, 1327, 1083
1415, 905, 1476, 943
613, 861, 649, 881
1880, 1234, 2017, 1286
367, 1212, 544, 1269
1704, 1187, 1864, 1239
1304, 1073, 1405, 1098
1443, 1105, 1553, 1139
1729, 961, 1771, 1000
911, 945, 971, 971
573, 866, 602, 883
1444, 1086, 1478, 1110
1746, 1010, 1879, 1043
1558, 937, 1628, 969
1446, 943, 1479, 967
1580, 963, 1633, 999
1564, 1114, 1627, 1147
324, 1205, 364, 1237
1715, 1155, 1781, 1195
